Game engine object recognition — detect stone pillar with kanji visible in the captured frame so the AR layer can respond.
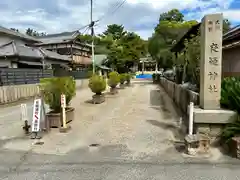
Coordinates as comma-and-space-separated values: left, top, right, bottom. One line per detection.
199, 14, 223, 110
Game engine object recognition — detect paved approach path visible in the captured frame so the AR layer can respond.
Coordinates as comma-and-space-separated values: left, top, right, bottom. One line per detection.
0, 81, 239, 179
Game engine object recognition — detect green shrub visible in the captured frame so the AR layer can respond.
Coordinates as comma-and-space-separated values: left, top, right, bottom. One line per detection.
130, 72, 136, 79
221, 116, 240, 143
119, 73, 126, 84
88, 74, 106, 95
156, 73, 161, 81
40, 77, 76, 112
87, 70, 94, 78
108, 71, 120, 88
220, 77, 240, 142
221, 77, 240, 112
152, 73, 156, 82
125, 73, 131, 83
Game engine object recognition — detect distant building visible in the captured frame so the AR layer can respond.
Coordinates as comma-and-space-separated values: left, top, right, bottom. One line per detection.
0, 26, 71, 69
33, 31, 92, 69
94, 54, 111, 75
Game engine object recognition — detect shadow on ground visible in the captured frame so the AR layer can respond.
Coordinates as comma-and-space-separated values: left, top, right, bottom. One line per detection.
146, 120, 186, 153
146, 120, 176, 130
84, 99, 93, 104
150, 89, 172, 119
132, 81, 152, 86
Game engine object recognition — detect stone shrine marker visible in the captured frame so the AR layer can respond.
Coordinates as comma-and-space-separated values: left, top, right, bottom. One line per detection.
200, 14, 223, 110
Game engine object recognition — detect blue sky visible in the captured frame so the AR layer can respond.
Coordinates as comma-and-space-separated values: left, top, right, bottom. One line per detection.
0, 0, 239, 39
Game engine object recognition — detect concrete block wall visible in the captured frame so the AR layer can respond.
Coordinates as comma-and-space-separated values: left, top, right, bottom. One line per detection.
0, 79, 89, 105
159, 77, 236, 141
160, 77, 199, 115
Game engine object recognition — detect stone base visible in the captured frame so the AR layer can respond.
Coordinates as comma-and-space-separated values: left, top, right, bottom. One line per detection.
46, 107, 75, 128
59, 125, 71, 133
119, 84, 125, 89
185, 134, 210, 155
92, 94, 105, 104
192, 107, 237, 143
185, 134, 199, 155
110, 87, 118, 95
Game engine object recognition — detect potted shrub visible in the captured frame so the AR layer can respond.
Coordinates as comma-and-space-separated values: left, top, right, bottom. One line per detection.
119, 73, 126, 89
88, 74, 106, 104
108, 71, 120, 94
40, 77, 76, 128
152, 73, 157, 83
125, 73, 131, 86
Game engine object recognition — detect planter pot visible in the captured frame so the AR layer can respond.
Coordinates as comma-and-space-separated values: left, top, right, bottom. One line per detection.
126, 81, 131, 86
229, 136, 240, 158
46, 107, 75, 128
119, 83, 125, 89
110, 87, 118, 94
92, 94, 105, 104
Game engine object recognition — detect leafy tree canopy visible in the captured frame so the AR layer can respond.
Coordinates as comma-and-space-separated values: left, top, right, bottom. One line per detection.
26, 28, 46, 36
102, 24, 126, 40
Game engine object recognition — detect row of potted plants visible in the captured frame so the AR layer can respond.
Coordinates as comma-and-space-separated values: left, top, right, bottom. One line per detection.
38, 72, 133, 129
88, 71, 132, 104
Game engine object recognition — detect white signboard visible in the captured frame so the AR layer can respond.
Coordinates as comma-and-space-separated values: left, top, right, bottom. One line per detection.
61, 94, 66, 108
20, 104, 28, 121
31, 99, 42, 132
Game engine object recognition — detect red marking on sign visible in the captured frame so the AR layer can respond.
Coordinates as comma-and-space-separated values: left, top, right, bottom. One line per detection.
34, 114, 38, 120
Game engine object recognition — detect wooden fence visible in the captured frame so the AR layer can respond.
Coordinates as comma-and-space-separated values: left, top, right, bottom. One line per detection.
0, 68, 53, 86
70, 70, 89, 79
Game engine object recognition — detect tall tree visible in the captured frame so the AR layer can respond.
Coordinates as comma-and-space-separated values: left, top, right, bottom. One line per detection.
149, 9, 198, 70
159, 9, 184, 22
26, 28, 46, 36
223, 18, 231, 34
10, 28, 19, 32
102, 24, 126, 40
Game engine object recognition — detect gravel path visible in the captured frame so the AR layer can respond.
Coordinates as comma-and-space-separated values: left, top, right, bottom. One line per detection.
2, 81, 182, 159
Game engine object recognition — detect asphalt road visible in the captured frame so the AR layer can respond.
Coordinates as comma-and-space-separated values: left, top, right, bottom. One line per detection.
1, 157, 240, 180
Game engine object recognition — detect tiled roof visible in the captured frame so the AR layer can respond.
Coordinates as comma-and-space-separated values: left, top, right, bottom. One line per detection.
223, 25, 240, 41
36, 31, 79, 39
34, 31, 79, 45
0, 26, 40, 42
0, 41, 71, 61
0, 41, 42, 58
39, 48, 71, 61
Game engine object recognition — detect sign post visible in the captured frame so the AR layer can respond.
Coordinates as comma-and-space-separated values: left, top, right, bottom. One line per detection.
60, 94, 70, 133
61, 94, 67, 129
20, 104, 28, 121
21, 104, 31, 134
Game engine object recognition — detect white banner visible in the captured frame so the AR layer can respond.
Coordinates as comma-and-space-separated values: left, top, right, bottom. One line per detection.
31, 99, 42, 132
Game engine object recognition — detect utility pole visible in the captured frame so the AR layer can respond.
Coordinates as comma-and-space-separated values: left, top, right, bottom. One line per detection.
90, 0, 95, 74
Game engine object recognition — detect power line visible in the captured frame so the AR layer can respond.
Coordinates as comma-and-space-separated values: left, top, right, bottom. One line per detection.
76, 24, 91, 32
97, 0, 127, 23
75, 0, 127, 35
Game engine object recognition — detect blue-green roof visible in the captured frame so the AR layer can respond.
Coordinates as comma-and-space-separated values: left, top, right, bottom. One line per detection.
94, 54, 108, 65
97, 65, 111, 70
